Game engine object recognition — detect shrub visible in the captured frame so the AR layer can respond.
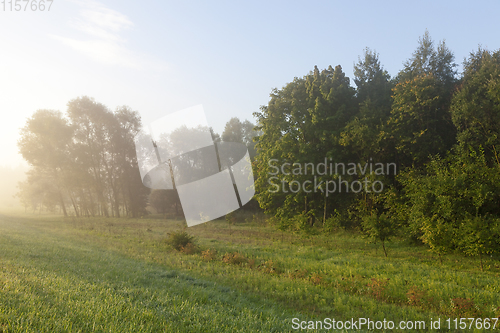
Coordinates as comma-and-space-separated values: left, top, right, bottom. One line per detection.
166, 230, 195, 251
324, 210, 344, 233
362, 214, 397, 257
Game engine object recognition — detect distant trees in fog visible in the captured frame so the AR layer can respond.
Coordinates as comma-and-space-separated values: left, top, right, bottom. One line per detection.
17, 97, 148, 217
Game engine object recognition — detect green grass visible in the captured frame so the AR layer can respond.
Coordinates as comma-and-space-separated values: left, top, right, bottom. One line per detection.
0, 213, 298, 332
1, 211, 499, 332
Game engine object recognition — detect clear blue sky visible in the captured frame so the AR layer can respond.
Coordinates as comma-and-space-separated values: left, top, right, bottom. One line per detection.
1, 0, 499, 167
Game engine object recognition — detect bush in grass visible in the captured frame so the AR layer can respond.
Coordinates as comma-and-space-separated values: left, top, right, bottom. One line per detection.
166, 230, 195, 251
362, 213, 397, 257
400, 146, 500, 266
324, 210, 344, 233
222, 252, 248, 265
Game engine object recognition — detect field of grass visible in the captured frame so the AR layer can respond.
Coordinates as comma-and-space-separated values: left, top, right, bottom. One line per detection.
0, 210, 499, 332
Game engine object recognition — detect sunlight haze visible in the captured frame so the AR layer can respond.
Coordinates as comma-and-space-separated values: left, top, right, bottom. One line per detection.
1, 0, 500, 169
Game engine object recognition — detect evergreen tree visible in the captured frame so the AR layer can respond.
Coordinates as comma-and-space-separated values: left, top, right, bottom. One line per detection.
450, 48, 500, 166
387, 32, 457, 169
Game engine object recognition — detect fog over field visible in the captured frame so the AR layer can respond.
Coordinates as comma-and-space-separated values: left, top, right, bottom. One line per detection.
0, 165, 27, 208
1, 1, 500, 332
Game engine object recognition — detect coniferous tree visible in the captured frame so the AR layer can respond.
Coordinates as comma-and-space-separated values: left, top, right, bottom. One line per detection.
387, 32, 457, 170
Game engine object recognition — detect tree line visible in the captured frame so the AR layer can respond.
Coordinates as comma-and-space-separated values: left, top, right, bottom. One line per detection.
17, 97, 148, 217
17, 31, 500, 264
17, 98, 258, 218
253, 31, 500, 262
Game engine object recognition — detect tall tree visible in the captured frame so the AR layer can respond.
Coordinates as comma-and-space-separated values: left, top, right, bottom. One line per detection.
222, 117, 258, 158
386, 32, 457, 169
340, 48, 394, 219
341, 48, 393, 163
253, 65, 356, 228
450, 48, 500, 166
222, 117, 244, 144
67, 97, 116, 217
17, 110, 74, 216
18, 97, 149, 217
112, 106, 149, 217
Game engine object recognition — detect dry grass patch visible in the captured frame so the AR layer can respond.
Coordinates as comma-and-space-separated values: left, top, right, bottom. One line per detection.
222, 252, 248, 265
201, 249, 218, 261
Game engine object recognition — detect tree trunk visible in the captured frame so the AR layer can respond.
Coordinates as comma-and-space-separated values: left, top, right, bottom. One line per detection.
69, 193, 79, 217
58, 190, 68, 217
323, 194, 327, 225
382, 240, 387, 257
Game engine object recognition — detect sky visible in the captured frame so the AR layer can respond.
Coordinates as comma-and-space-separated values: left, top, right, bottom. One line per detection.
1, 0, 500, 168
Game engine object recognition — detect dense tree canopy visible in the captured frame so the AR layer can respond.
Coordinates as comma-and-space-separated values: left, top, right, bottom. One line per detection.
451, 48, 500, 166
251, 32, 499, 261
253, 65, 357, 228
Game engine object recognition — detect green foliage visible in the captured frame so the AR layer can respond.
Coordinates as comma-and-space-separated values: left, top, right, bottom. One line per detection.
361, 213, 397, 257
387, 73, 455, 169
149, 189, 181, 216
399, 30, 457, 87
450, 48, 500, 165
400, 145, 500, 262
386, 32, 457, 169
221, 117, 258, 158
253, 65, 357, 226
323, 209, 344, 233
344, 48, 393, 162
460, 216, 500, 260
166, 230, 196, 251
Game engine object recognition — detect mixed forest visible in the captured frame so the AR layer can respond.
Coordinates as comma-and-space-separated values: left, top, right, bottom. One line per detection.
17, 32, 500, 264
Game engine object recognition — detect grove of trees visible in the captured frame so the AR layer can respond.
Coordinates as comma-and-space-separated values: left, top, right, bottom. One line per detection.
17, 31, 500, 264
253, 32, 500, 261
17, 97, 149, 217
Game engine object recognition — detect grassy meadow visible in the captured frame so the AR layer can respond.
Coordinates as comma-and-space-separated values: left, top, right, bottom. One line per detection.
0, 210, 499, 332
